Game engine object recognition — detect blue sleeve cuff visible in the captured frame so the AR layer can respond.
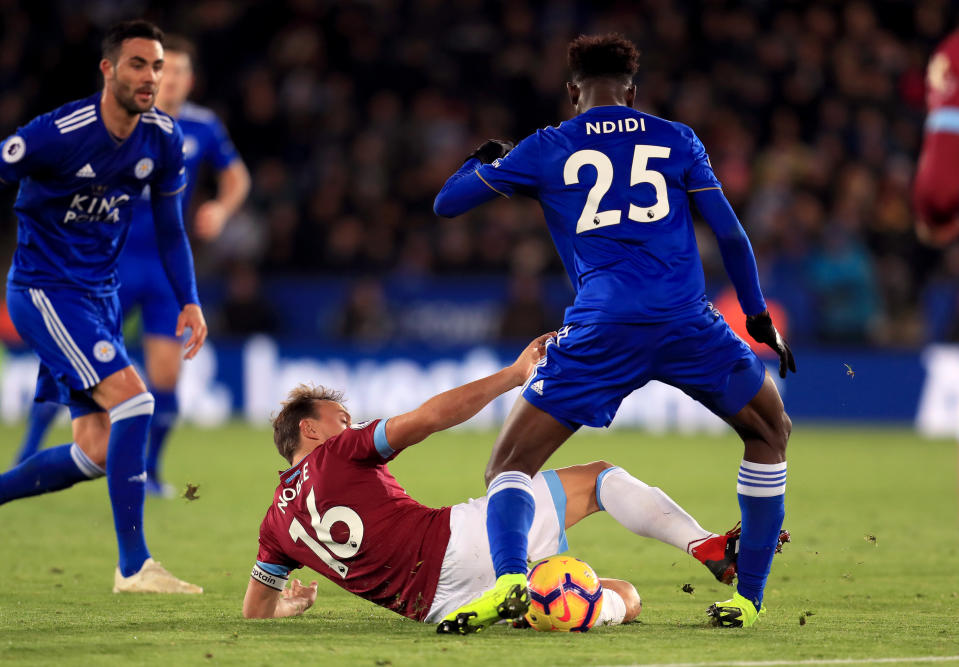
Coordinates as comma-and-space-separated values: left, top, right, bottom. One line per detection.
373, 419, 394, 459
256, 560, 290, 577
926, 107, 959, 134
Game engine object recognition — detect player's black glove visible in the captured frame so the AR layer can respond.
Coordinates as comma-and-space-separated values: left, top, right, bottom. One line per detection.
745, 310, 796, 379
467, 139, 514, 164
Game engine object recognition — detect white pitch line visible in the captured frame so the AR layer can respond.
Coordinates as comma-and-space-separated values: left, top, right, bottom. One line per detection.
598, 656, 959, 667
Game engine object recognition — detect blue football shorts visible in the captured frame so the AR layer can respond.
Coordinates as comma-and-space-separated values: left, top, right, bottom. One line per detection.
7, 285, 133, 418
521, 308, 766, 430
117, 249, 180, 338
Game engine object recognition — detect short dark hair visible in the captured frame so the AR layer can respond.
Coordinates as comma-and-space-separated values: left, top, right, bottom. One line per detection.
567, 33, 640, 83
162, 34, 197, 65
101, 20, 164, 63
271, 384, 345, 463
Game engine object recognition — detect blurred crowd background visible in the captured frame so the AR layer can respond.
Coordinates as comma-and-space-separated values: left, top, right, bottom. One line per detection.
1, 0, 958, 348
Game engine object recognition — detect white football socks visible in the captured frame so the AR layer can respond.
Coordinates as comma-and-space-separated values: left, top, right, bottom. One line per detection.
596, 466, 713, 553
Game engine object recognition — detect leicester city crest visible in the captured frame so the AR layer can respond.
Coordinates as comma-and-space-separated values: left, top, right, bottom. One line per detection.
93, 340, 116, 363
134, 157, 154, 179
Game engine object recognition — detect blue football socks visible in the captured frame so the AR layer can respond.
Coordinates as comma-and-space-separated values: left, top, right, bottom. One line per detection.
0, 442, 104, 504
486, 471, 536, 577
12, 400, 60, 465
107, 393, 155, 577
145, 388, 177, 482
736, 460, 787, 609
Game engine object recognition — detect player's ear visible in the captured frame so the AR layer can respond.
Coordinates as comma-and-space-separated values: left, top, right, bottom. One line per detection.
567, 81, 579, 107
298, 418, 317, 440
625, 84, 636, 107
100, 58, 114, 80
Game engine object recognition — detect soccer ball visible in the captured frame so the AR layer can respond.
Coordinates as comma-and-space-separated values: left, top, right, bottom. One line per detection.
524, 556, 604, 632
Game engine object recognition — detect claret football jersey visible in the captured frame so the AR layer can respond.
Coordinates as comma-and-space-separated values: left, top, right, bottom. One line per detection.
0, 92, 186, 295
254, 420, 452, 621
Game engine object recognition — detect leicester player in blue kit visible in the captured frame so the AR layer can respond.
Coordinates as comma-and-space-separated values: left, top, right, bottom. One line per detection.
11, 36, 250, 497
0, 21, 207, 593
433, 34, 796, 632
124, 35, 249, 495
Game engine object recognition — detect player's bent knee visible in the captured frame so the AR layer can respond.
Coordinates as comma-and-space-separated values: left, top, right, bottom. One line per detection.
601, 579, 641, 623
74, 428, 109, 467
621, 587, 642, 623
590, 460, 615, 473
771, 410, 792, 456
72, 411, 111, 464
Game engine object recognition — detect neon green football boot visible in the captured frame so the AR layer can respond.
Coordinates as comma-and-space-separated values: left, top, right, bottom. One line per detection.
436, 573, 530, 635
706, 591, 766, 628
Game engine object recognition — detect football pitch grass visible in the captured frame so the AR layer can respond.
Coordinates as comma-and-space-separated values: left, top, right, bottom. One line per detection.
1, 422, 957, 666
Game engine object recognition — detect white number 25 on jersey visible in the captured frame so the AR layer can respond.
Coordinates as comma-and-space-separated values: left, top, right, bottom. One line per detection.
289, 488, 364, 579
564, 144, 671, 233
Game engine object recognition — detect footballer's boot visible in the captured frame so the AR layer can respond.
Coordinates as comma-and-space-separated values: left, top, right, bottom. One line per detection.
113, 558, 203, 594
690, 523, 792, 585
707, 591, 766, 628
436, 573, 529, 635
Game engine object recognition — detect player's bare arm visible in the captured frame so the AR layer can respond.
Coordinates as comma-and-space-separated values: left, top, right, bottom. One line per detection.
242, 578, 318, 619
384, 332, 555, 451
194, 160, 251, 240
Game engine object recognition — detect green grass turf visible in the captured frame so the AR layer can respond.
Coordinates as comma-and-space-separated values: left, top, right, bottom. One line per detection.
0, 422, 957, 666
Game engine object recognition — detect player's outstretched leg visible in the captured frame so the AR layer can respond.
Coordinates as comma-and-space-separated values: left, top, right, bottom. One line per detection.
689, 522, 791, 585
11, 400, 60, 466
0, 442, 103, 504
437, 398, 573, 635
563, 463, 789, 586
708, 373, 790, 628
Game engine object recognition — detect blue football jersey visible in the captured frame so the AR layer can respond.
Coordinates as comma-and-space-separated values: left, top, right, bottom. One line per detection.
124, 101, 240, 255
0, 92, 186, 295
476, 105, 722, 324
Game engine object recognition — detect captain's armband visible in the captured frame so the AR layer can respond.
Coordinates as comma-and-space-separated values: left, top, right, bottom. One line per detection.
251, 561, 289, 591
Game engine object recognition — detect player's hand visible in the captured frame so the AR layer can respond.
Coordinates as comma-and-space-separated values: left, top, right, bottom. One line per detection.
509, 331, 557, 385
176, 303, 208, 360
467, 139, 514, 164
282, 579, 318, 614
745, 310, 796, 379
193, 200, 228, 240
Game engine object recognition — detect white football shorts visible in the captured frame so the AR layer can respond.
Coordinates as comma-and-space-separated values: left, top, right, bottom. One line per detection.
424, 470, 625, 627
